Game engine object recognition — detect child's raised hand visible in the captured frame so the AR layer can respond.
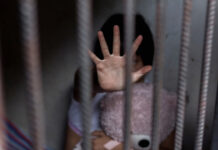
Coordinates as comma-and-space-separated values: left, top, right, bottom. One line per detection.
89, 25, 152, 91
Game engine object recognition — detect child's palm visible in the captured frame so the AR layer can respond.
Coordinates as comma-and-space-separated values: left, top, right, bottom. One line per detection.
89, 25, 152, 91
96, 55, 125, 91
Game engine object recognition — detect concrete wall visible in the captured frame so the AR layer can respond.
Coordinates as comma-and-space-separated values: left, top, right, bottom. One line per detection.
1, 0, 218, 149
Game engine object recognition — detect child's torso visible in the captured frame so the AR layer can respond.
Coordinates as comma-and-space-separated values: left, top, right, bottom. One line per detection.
68, 93, 106, 135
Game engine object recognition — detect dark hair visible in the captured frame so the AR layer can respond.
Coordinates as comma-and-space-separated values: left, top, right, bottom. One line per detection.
93, 13, 154, 66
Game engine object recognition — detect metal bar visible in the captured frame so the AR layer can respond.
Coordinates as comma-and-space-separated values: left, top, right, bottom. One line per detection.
77, 0, 93, 149
174, 0, 192, 150
194, 0, 216, 150
19, 0, 46, 149
123, 0, 135, 149
151, 0, 166, 150
0, 38, 6, 150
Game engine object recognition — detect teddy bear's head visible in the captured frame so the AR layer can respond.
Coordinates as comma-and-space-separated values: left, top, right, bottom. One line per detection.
100, 83, 177, 150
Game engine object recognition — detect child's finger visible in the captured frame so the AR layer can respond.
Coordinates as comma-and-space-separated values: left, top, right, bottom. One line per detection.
132, 65, 152, 83
131, 35, 143, 55
92, 130, 106, 138
113, 25, 121, 56
88, 50, 101, 64
104, 140, 121, 150
122, 35, 143, 58
98, 31, 110, 58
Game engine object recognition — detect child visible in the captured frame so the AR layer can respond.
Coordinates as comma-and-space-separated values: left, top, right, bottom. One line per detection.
65, 14, 155, 150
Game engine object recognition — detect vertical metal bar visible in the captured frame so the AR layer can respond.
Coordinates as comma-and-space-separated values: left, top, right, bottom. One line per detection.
194, 0, 216, 150
77, 0, 93, 149
0, 39, 6, 150
174, 0, 192, 150
151, 0, 165, 150
19, 0, 46, 149
123, 0, 135, 149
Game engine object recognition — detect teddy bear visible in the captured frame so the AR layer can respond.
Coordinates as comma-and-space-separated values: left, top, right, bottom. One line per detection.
100, 82, 177, 150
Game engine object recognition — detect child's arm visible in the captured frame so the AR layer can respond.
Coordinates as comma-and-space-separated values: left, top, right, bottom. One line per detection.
159, 130, 175, 150
91, 130, 175, 150
92, 130, 123, 150
65, 126, 81, 150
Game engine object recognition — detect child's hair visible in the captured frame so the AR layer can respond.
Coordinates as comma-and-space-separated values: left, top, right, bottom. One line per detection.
93, 13, 154, 66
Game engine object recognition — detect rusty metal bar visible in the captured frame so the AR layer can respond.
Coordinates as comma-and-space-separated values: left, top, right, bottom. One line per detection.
19, 0, 46, 149
0, 38, 6, 150
174, 0, 192, 150
151, 0, 166, 150
194, 0, 216, 150
77, 0, 93, 149
123, 0, 135, 149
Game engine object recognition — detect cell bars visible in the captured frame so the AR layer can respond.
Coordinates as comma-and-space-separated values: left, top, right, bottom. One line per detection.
123, 0, 135, 149
174, 0, 193, 150
19, 0, 46, 150
151, 0, 166, 150
0, 0, 216, 149
194, 0, 216, 150
77, 0, 93, 149
174, 0, 217, 150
